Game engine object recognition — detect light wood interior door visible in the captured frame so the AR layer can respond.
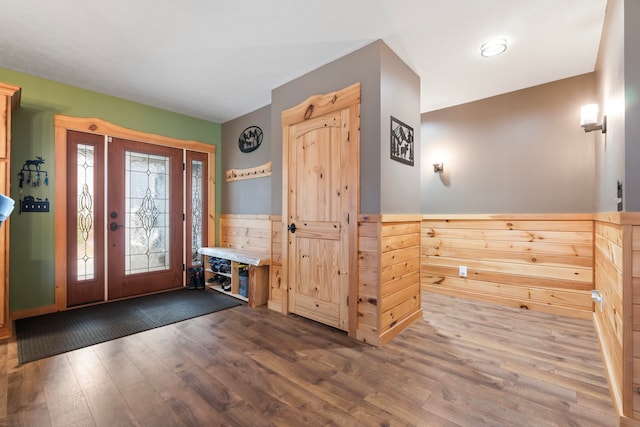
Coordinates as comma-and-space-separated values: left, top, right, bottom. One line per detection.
282, 83, 360, 333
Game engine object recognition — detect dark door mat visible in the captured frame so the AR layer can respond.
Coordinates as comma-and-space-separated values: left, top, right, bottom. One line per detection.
15, 288, 242, 364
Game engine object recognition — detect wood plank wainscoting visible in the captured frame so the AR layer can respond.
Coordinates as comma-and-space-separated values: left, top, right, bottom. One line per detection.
218, 214, 284, 311
357, 215, 423, 346
593, 213, 640, 426
421, 214, 595, 320
268, 215, 285, 313
219, 214, 272, 253
267, 214, 423, 346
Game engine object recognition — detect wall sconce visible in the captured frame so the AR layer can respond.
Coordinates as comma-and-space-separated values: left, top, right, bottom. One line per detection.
580, 104, 607, 133
433, 163, 444, 173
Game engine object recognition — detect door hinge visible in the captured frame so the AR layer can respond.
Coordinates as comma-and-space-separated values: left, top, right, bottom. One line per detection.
346, 295, 349, 306
182, 264, 186, 271
183, 162, 186, 171
183, 213, 186, 221
347, 213, 350, 224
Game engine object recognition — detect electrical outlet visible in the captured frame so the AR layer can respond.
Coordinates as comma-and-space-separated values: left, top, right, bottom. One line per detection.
459, 266, 467, 277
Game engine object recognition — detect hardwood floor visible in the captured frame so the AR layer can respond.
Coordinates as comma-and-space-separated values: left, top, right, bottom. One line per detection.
0, 291, 615, 426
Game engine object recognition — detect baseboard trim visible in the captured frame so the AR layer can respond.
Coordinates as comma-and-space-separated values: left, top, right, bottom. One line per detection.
11, 304, 57, 320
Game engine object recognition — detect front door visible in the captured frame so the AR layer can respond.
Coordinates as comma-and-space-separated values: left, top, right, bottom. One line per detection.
66, 131, 184, 305
106, 137, 183, 299
282, 83, 360, 333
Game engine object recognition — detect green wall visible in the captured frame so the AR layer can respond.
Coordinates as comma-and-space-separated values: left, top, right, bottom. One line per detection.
0, 68, 221, 312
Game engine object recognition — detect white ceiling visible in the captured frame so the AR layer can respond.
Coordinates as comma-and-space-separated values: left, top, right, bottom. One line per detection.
0, 0, 607, 123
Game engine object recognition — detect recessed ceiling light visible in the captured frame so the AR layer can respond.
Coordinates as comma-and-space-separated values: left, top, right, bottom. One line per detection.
480, 38, 507, 57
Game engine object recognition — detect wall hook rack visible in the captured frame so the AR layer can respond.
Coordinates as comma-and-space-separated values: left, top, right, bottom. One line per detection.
20, 196, 50, 213
226, 161, 272, 182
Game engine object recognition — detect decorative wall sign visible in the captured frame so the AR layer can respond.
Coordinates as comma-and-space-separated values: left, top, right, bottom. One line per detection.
390, 116, 414, 166
226, 161, 272, 182
238, 126, 263, 153
18, 156, 49, 188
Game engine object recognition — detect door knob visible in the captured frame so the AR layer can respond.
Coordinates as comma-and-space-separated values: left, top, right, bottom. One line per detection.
109, 222, 124, 231
287, 223, 296, 234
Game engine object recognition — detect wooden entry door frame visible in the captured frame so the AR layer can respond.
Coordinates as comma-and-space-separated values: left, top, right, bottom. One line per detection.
281, 83, 360, 337
54, 115, 216, 310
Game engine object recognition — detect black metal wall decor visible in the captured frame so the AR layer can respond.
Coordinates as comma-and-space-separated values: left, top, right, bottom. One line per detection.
390, 116, 414, 166
18, 156, 49, 189
18, 156, 51, 212
238, 126, 263, 153
21, 196, 50, 213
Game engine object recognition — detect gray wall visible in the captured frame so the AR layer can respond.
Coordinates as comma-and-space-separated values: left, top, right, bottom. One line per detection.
380, 43, 421, 214
421, 74, 596, 214
595, 0, 625, 212
269, 40, 421, 215
624, 0, 640, 211
220, 105, 271, 214
270, 41, 382, 215
223, 35, 616, 217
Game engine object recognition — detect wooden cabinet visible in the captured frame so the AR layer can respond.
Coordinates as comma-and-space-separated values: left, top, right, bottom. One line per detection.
0, 82, 21, 339
198, 247, 269, 307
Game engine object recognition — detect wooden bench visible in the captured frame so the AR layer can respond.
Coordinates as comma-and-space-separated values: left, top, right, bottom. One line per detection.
198, 247, 270, 307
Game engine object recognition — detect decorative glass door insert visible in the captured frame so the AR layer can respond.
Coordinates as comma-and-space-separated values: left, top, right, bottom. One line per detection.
66, 131, 105, 306
189, 159, 202, 264
77, 144, 96, 280
186, 151, 208, 270
124, 151, 171, 274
